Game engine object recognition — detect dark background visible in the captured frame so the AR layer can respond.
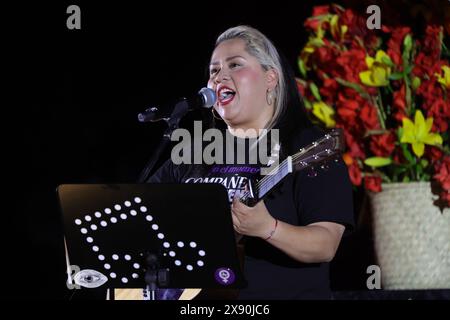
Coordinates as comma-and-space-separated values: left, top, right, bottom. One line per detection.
9, 0, 447, 299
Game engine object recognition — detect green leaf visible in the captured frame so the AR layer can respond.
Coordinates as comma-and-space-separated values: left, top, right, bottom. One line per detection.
381, 55, 394, 67
404, 64, 413, 74
392, 165, 408, 182
309, 82, 322, 101
420, 159, 429, 168
364, 157, 392, 167
404, 74, 412, 115
303, 98, 312, 110
393, 166, 408, 176
389, 72, 404, 80
397, 127, 403, 140
412, 77, 421, 90
309, 38, 325, 47
403, 34, 412, 53
401, 143, 415, 164
298, 58, 307, 78
403, 175, 410, 183
416, 163, 423, 180
335, 78, 370, 99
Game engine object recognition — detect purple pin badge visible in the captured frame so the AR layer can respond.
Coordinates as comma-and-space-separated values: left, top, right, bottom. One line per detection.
214, 267, 235, 285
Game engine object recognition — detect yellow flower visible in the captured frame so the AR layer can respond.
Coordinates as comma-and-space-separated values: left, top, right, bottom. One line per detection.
330, 15, 348, 41
299, 34, 324, 73
400, 110, 443, 157
359, 50, 392, 87
312, 101, 336, 128
435, 65, 450, 90
299, 18, 329, 73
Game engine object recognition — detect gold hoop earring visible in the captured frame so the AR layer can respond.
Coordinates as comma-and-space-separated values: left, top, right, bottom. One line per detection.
266, 90, 274, 105
211, 108, 223, 120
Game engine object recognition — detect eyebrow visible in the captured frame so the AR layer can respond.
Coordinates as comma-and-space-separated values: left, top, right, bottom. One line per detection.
210, 55, 245, 66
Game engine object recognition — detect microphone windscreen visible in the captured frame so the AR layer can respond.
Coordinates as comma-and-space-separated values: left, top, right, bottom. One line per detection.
199, 87, 216, 108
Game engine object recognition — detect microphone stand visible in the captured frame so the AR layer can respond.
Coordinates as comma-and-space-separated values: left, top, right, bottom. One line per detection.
137, 99, 190, 183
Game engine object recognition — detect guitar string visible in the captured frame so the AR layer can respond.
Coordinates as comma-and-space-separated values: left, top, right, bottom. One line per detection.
252, 139, 330, 192
253, 135, 338, 193
239, 147, 310, 201
251, 150, 328, 198
239, 142, 336, 202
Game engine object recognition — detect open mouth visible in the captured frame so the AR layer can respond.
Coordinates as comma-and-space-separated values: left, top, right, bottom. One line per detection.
217, 86, 236, 105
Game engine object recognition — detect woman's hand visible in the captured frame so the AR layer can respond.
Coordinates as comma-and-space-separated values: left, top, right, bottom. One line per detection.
231, 193, 275, 239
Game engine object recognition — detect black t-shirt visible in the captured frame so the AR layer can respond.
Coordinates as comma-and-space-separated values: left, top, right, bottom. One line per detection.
148, 126, 354, 299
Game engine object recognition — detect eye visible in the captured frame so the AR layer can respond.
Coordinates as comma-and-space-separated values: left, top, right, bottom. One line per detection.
209, 67, 219, 75
229, 62, 241, 68
74, 269, 108, 288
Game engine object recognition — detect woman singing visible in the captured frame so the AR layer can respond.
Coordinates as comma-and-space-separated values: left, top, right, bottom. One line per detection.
148, 25, 354, 299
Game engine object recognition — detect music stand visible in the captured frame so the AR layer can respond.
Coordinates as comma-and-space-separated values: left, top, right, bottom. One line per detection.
58, 183, 245, 300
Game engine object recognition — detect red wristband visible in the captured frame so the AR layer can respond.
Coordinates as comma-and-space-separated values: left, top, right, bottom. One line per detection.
264, 218, 278, 240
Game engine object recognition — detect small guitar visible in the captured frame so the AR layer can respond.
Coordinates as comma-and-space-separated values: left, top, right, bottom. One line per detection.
114, 128, 344, 300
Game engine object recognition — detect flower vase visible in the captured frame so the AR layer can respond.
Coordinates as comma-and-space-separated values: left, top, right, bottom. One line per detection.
369, 182, 450, 289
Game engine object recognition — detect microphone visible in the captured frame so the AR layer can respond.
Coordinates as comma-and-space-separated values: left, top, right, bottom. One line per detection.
138, 87, 216, 122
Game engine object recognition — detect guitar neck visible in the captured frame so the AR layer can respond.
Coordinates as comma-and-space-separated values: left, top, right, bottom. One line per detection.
257, 156, 293, 200
239, 156, 292, 206
239, 129, 343, 206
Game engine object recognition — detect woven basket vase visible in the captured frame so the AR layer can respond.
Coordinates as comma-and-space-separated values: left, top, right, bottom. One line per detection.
369, 182, 450, 289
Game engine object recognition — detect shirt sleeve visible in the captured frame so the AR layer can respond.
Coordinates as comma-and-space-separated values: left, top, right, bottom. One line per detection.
294, 156, 355, 232
292, 129, 355, 233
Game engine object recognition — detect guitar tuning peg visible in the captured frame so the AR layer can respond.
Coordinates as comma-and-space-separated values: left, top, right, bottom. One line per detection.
320, 163, 329, 171
307, 167, 318, 178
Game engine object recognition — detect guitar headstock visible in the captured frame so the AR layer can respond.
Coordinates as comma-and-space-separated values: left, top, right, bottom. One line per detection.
239, 129, 345, 206
291, 128, 344, 173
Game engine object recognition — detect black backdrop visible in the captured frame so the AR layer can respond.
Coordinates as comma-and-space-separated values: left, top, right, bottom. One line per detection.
7, 1, 380, 299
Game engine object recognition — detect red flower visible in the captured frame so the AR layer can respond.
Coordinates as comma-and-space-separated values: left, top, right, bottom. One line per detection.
360, 103, 380, 131
392, 148, 406, 165
304, 17, 321, 31
349, 162, 363, 186
340, 9, 379, 49
304, 6, 330, 30
364, 175, 382, 192
335, 48, 367, 83
422, 25, 442, 59
427, 99, 450, 132
434, 156, 450, 191
433, 156, 450, 207
319, 78, 339, 104
413, 27, 444, 78
426, 147, 443, 163
343, 153, 362, 186
296, 79, 306, 97
414, 52, 437, 78
369, 132, 396, 157
386, 27, 411, 67
313, 45, 339, 74
416, 76, 445, 112
392, 84, 407, 122
336, 92, 360, 126
312, 5, 330, 17
343, 130, 366, 159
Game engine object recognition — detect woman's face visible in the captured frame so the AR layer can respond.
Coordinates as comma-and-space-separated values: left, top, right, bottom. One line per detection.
208, 38, 277, 132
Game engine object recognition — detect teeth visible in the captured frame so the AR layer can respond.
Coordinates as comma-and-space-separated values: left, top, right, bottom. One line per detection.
218, 88, 235, 101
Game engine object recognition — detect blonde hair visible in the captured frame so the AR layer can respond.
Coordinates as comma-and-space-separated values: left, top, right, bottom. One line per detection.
215, 25, 286, 130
